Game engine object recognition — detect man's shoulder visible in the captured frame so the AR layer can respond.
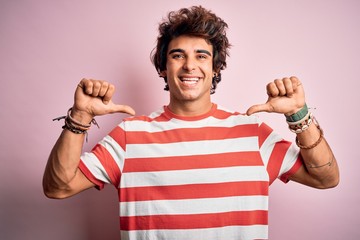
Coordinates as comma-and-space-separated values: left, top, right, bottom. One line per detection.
123, 107, 166, 122
215, 105, 259, 122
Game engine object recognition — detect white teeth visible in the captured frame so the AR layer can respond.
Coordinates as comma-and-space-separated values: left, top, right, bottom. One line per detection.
181, 77, 199, 81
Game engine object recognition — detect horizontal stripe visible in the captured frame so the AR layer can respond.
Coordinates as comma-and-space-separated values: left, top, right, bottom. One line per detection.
124, 114, 259, 133
120, 210, 268, 230
120, 195, 268, 216
125, 124, 258, 144
120, 181, 268, 202
126, 137, 258, 159
123, 151, 263, 172
120, 225, 268, 240
121, 166, 268, 188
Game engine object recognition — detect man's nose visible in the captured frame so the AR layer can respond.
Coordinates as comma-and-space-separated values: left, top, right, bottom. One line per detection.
182, 57, 196, 71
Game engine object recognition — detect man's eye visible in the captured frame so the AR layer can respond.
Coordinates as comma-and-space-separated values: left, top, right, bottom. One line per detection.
198, 55, 208, 59
172, 54, 184, 59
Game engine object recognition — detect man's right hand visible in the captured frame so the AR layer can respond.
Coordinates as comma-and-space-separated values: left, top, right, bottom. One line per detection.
71, 78, 136, 123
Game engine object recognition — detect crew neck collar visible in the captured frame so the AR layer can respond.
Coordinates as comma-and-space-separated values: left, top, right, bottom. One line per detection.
164, 103, 217, 121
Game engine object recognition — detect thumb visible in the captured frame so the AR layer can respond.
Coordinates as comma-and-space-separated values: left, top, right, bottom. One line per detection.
109, 103, 136, 116
246, 103, 271, 115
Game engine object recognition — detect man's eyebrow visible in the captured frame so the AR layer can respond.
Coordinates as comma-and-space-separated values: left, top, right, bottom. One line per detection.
196, 49, 212, 56
168, 48, 184, 54
168, 48, 212, 56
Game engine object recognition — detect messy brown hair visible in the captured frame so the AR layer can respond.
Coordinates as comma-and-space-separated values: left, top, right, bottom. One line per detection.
151, 6, 231, 94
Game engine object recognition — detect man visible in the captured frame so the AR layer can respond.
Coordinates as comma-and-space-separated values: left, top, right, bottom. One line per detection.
43, 6, 339, 240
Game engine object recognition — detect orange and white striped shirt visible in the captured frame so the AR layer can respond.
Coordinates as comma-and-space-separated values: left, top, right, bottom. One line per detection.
79, 104, 302, 240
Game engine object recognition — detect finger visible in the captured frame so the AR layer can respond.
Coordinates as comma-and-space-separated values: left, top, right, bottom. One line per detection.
79, 78, 94, 95
98, 81, 110, 97
111, 104, 136, 116
290, 76, 300, 84
274, 79, 286, 96
290, 76, 302, 91
102, 83, 115, 105
76, 82, 86, 96
91, 81, 102, 96
266, 82, 279, 97
246, 103, 272, 115
283, 77, 294, 96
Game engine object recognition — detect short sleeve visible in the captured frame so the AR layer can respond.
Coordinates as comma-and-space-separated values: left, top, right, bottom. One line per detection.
258, 122, 302, 185
78, 123, 127, 189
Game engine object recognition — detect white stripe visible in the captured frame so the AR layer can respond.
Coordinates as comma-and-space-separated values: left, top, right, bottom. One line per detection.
216, 104, 237, 113
121, 225, 268, 240
279, 143, 300, 176
125, 115, 259, 133
147, 108, 164, 119
120, 195, 268, 216
80, 152, 111, 184
98, 135, 125, 173
126, 137, 258, 158
121, 166, 268, 188
259, 130, 282, 167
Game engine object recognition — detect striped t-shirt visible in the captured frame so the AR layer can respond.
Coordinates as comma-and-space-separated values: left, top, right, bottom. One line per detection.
79, 103, 302, 240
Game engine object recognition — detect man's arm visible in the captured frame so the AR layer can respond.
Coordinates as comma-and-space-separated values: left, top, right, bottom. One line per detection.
288, 121, 339, 189
43, 128, 95, 199
247, 76, 339, 189
43, 79, 135, 199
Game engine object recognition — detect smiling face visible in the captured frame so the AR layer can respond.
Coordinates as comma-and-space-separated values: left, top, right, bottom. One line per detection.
161, 35, 215, 115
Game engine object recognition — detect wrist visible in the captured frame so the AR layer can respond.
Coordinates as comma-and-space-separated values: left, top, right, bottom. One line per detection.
53, 107, 100, 142
70, 107, 94, 125
285, 103, 308, 122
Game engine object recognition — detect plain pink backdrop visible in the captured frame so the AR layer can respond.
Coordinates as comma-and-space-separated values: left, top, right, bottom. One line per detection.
1, 0, 359, 239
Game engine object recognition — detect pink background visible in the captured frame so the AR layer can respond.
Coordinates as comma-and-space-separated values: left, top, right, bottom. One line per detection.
1, 0, 359, 239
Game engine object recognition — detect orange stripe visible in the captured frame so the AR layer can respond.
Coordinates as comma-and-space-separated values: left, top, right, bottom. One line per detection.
267, 140, 291, 185
78, 160, 104, 190
123, 151, 262, 172
92, 144, 121, 187
126, 124, 258, 144
125, 114, 169, 123
108, 126, 126, 150
120, 181, 268, 202
280, 155, 303, 183
258, 122, 273, 148
213, 108, 241, 119
120, 210, 268, 230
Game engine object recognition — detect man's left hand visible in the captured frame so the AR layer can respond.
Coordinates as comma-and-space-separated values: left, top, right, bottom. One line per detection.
246, 76, 306, 116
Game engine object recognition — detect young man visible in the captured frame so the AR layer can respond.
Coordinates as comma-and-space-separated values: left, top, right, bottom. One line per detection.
43, 6, 339, 240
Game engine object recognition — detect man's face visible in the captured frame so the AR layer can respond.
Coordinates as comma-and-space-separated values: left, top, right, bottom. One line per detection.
161, 35, 215, 106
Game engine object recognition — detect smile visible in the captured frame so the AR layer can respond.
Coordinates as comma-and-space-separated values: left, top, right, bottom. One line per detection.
180, 77, 201, 85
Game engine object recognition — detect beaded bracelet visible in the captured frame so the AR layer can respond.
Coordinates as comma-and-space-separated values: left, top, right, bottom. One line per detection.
53, 108, 99, 141
66, 108, 99, 130
66, 108, 91, 129
287, 112, 313, 134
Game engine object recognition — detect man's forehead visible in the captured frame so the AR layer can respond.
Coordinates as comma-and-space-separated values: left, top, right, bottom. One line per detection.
167, 36, 213, 54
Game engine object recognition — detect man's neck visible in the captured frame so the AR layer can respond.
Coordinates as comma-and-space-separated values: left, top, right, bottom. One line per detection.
168, 99, 213, 117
